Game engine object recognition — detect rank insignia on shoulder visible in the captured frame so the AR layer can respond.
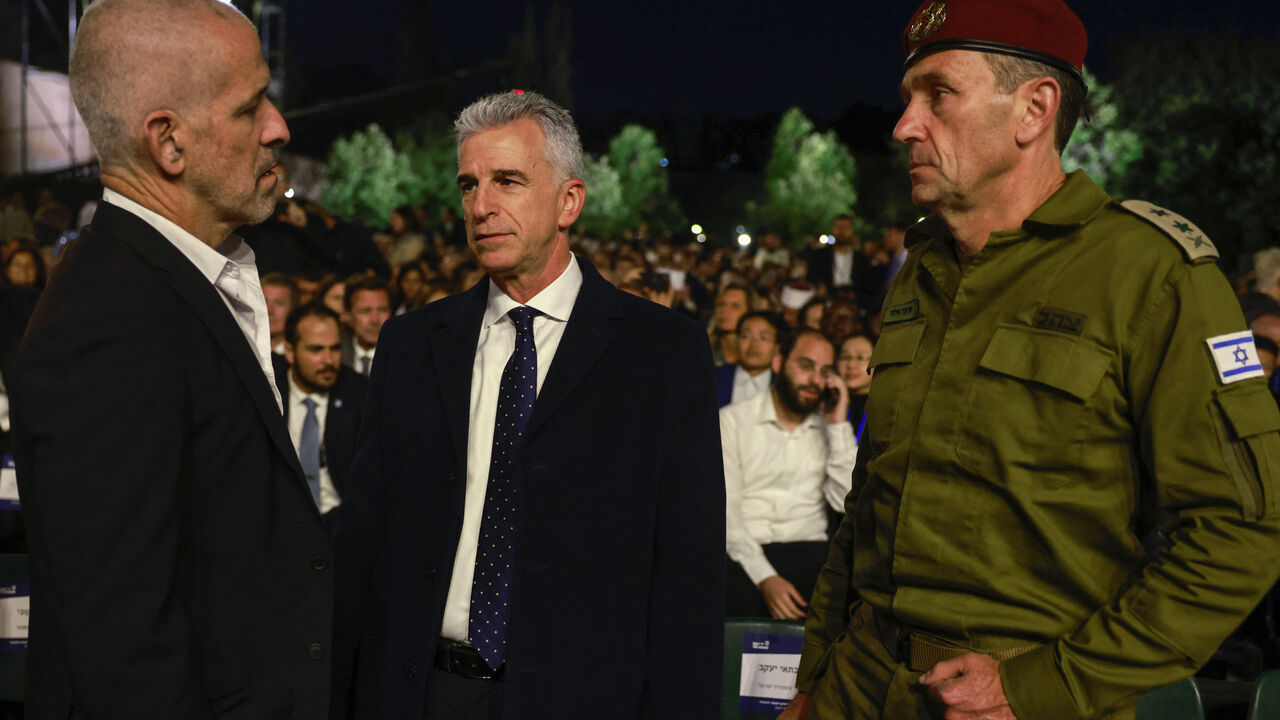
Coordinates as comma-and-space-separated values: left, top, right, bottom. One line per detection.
1120, 200, 1218, 261
1206, 331, 1265, 385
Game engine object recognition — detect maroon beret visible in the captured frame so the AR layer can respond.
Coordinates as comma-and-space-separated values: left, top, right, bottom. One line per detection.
903, 0, 1087, 82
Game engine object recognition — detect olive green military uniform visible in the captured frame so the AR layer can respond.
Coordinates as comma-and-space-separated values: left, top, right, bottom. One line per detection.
795, 171, 1280, 719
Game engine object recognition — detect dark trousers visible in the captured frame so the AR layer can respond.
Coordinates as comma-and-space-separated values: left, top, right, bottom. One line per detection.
423, 667, 504, 720
726, 540, 830, 618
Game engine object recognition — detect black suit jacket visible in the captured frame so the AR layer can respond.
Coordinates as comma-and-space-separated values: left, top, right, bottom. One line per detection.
331, 258, 725, 719
273, 358, 369, 507
12, 203, 333, 719
805, 244, 886, 311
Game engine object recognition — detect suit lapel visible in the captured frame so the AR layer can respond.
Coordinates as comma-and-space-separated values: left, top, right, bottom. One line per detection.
430, 279, 488, 471
97, 204, 306, 482
524, 259, 623, 440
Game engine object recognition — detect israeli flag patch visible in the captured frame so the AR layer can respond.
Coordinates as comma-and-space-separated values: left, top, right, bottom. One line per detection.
1206, 331, 1265, 385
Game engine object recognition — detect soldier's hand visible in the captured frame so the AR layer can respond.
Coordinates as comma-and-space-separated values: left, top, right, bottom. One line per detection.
776, 691, 814, 720
758, 575, 808, 619
918, 653, 1017, 719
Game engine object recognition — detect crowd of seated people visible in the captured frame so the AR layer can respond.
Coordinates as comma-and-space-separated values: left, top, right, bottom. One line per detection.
4, 182, 1280, 685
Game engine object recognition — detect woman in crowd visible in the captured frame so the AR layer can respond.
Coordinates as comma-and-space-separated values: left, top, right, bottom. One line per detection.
316, 275, 346, 316
394, 263, 427, 315
708, 280, 757, 366
837, 333, 875, 444
4, 243, 46, 290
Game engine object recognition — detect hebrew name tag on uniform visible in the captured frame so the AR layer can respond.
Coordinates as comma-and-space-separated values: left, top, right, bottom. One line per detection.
738, 631, 802, 713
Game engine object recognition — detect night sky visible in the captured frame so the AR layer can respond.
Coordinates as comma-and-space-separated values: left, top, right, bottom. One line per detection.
287, 0, 1272, 123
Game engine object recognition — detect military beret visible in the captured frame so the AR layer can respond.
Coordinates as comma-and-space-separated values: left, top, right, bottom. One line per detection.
903, 0, 1087, 83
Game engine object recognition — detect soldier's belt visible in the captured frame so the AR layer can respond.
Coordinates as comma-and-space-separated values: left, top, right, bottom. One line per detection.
857, 602, 1040, 673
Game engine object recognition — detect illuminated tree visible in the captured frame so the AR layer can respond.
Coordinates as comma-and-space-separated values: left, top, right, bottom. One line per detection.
750, 108, 858, 243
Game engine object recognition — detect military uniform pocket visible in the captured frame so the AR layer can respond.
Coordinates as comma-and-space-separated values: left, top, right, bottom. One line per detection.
958, 325, 1114, 487
1210, 384, 1280, 520
865, 319, 926, 451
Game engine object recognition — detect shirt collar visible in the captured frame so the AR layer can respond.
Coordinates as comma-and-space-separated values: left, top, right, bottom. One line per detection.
750, 386, 820, 430
482, 255, 584, 329
101, 188, 256, 285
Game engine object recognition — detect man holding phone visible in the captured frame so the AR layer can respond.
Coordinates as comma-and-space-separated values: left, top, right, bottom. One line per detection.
721, 329, 855, 619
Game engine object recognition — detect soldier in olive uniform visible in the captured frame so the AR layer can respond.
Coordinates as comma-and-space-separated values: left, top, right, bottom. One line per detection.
779, 1, 1280, 719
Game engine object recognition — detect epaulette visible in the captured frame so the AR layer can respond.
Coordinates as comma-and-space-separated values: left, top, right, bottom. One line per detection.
1118, 200, 1218, 262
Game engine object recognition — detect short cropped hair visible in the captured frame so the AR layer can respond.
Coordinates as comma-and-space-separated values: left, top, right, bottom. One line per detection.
69, 0, 249, 167
737, 310, 785, 339
343, 275, 391, 312
779, 328, 833, 363
284, 303, 340, 346
454, 90, 583, 184
260, 272, 298, 306
983, 53, 1086, 155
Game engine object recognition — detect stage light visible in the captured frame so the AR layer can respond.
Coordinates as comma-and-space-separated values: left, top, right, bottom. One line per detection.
691, 224, 703, 235
659, 157, 669, 168
284, 187, 295, 199
697, 234, 707, 243
737, 233, 751, 247
735, 225, 745, 234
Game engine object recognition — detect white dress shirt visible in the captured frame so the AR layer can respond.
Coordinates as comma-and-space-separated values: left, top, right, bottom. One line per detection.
285, 372, 342, 514
730, 366, 772, 406
101, 188, 282, 411
354, 344, 376, 376
720, 389, 856, 585
440, 257, 584, 642
832, 247, 854, 287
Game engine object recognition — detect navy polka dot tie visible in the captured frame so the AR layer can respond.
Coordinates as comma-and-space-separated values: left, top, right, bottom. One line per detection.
469, 306, 539, 670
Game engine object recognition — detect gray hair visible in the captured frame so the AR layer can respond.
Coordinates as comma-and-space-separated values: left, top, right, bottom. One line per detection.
983, 53, 1086, 155
70, 0, 250, 168
454, 91, 583, 184
1255, 248, 1280, 292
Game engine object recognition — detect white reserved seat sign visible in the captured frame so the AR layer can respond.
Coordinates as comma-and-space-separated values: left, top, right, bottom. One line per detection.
738, 631, 802, 713
0, 454, 16, 510
0, 579, 28, 651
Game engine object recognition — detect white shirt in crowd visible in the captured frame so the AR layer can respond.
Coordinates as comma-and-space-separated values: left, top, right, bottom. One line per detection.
720, 388, 856, 585
354, 344, 376, 376
440, 256, 583, 643
101, 188, 281, 411
285, 371, 342, 514
730, 366, 772, 406
832, 246, 854, 287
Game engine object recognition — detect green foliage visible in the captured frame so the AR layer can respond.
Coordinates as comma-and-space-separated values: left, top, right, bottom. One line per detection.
397, 120, 461, 217
576, 154, 627, 237
750, 108, 858, 243
577, 124, 683, 237
1062, 68, 1143, 196
320, 124, 419, 227
1105, 34, 1280, 264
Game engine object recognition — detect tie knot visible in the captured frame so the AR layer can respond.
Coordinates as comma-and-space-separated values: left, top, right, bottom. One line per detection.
302, 397, 317, 411
507, 306, 539, 335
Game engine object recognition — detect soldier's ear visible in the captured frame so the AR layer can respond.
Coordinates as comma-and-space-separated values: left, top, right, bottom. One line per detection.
1014, 76, 1060, 149
142, 109, 187, 178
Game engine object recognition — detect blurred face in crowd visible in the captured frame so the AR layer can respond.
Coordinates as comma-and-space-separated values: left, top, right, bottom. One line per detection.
737, 316, 779, 375
802, 302, 825, 331
286, 314, 342, 394
1253, 314, 1280, 345
823, 299, 860, 345
349, 288, 391, 350
893, 50, 1018, 211
183, 15, 289, 233
296, 277, 321, 306
5, 249, 38, 287
715, 288, 749, 333
388, 209, 407, 235
831, 217, 855, 248
398, 266, 424, 304
1258, 345, 1277, 383
262, 282, 294, 339
321, 282, 345, 316
838, 335, 875, 395
457, 118, 583, 289
773, 333, 836, 416
279, 199, 307, 229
